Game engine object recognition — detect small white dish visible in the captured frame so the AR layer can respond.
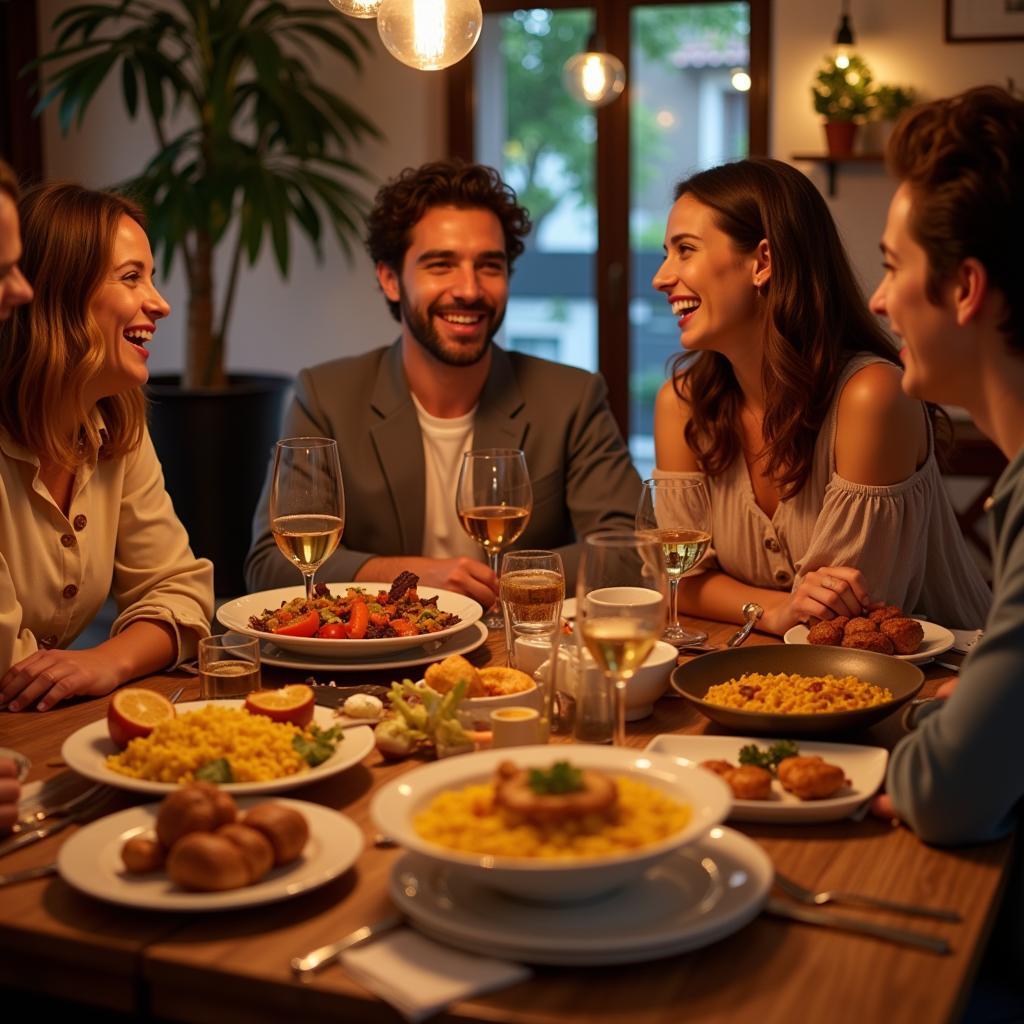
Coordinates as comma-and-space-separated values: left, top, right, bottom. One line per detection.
61, 700, 375, 796
217, 582, 482, 658
390, 825, 771, 965
258, 621, 488, 672
57, 797, 362, 911
784, 619, 954, 664
455, 681, 544, 730
371, 743, 731, 903
645, 734, 888, 824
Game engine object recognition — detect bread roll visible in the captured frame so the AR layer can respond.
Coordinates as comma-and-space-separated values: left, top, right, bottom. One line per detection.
216, 823, 274, 884
166, 832, 250, 892
156, 784, 238, 848
243, 803, 309, 866
121, 836, 165, 874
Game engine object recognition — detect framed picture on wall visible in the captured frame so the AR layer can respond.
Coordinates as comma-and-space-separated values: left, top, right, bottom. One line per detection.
945, 0, 1024, 42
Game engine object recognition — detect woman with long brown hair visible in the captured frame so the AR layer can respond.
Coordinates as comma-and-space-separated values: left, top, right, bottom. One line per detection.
0, 183, 213, 713
652, 157, 988, 635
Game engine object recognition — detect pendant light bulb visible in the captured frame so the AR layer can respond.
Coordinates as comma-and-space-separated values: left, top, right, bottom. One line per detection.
563, 43, 626, 108
833, 5, 855, 69
328, 0, 383, 17
377, 0, 483, 72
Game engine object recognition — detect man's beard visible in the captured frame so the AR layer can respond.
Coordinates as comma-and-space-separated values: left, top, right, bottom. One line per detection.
400, 289, 506, 368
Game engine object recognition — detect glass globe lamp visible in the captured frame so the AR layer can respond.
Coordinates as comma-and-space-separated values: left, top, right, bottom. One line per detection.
328, 0, 382, 17
377, 0, 483, 72
563, 49, 626, 108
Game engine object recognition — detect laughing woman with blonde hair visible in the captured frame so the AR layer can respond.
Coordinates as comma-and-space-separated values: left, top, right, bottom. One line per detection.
0, 182, 213, 713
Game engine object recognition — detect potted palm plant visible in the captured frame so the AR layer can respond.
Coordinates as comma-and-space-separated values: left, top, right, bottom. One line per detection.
33, 1, 381, 594
811, 54, 877, 158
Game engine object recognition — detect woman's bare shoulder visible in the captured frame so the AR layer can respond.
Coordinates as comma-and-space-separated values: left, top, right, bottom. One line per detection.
654, 377, 701, 471
835, 360, 927, 485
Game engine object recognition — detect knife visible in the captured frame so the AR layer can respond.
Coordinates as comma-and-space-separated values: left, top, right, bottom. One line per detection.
291, 915, 405, 978
764, 898, 951, 954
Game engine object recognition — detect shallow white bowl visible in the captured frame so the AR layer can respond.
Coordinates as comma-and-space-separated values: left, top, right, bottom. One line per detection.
456, 682, 544, 730
370, 744, 732, 903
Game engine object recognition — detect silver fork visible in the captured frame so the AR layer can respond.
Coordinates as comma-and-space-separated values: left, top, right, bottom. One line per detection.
0, 787, 116, 858
774, 871, 961, 922
10, 781, 103, 835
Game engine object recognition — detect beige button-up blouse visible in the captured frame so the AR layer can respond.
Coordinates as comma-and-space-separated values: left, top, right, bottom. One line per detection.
657, 353, 991, 630
0, 412, 214, 671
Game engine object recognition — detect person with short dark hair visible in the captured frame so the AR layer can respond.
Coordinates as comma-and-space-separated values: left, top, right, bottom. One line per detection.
246, 160, 642, 605
0, 159, 33, 321
651, 157, 988, 635
869, 85, 1024, 841
0, 183, 213, 713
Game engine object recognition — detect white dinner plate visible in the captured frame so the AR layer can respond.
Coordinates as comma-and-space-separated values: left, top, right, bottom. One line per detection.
57, 797, 362, 911
645, 734, 888, 824
61, 700, 375, 796
257, 621, 489, 672
390, 826, 772, 965
217, 582, 483, 658
783, 619, 954, 665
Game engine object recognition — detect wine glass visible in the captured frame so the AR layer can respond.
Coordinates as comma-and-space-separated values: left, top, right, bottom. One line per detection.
456, 448, 533, 629
270, 437, 345, 600
577, 531, 667, 746
636, 478, 712, 648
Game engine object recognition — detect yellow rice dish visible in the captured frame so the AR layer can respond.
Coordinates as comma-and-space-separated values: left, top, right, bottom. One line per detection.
106, 705, 309, 783
414, 776, 690, 859
703, 672, 894, 714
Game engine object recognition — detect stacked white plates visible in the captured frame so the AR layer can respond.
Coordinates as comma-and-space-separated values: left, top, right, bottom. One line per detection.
389, 827, 772, 966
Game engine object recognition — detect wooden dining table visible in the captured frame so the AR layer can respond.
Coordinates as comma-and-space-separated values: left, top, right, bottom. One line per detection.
0, 616, 1010, 1024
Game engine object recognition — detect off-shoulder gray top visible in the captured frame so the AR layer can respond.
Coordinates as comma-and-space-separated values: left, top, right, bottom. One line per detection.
656, 353, 991, 629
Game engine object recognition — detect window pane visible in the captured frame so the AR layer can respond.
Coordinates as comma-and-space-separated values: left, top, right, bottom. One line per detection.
474, 9, 598, 372
628, 3, 750, 478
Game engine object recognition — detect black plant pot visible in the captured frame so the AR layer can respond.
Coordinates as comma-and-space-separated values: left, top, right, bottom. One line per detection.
147, 374, 292, 597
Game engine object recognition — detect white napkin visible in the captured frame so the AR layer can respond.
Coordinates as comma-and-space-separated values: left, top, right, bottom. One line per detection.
950, 628, 983, 655
342, 927, 530, 1023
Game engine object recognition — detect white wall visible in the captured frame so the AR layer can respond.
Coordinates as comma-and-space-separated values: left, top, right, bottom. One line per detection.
36, 0, 1024, 379
773, 0, 1024, 295
37, 0, 446, 378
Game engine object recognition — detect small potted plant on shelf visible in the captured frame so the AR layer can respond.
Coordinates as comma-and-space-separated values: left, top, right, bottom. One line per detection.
872, 84, 918, 150
811, 54, 877, 158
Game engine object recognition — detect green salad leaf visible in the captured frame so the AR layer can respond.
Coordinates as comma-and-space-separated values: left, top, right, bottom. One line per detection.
195, 757, 234, 783
293, 724, 344, 767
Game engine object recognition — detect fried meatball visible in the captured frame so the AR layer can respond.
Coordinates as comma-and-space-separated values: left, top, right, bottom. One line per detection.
868, 604, 904, 625
807, 620, 844, 646
777, 756, 848, 800
699, 760, 736, 778
424, 654, 484, 697
723, 765, 773, 801
830, 616, 850, 633
843, 617, 876, 637
842, 631, 895, 655
880, 616, 925, 655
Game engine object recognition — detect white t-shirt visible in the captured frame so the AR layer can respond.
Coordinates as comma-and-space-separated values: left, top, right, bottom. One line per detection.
412, 395, 483, 562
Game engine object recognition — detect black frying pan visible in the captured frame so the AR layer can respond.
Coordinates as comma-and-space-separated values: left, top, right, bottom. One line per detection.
671, 644, 925, 736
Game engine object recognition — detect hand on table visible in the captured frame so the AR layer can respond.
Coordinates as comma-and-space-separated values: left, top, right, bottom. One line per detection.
0, 758, 20, 830
0, 647, 121, 713
760, 565, 871, 635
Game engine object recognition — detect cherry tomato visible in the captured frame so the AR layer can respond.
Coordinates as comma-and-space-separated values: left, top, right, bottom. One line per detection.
271, 608, 320, 638
316, 622, 348, 640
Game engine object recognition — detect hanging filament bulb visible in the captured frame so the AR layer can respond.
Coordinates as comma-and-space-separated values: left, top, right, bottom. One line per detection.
834, 2, 855, 69
376, 0, 483, 71
563, 36, 626, 108
328, 0, 383, 17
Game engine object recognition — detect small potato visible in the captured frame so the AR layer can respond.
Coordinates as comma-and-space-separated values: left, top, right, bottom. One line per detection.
217, 823, 275, 885
121, 835, 165, 874
243, 803, 309, 866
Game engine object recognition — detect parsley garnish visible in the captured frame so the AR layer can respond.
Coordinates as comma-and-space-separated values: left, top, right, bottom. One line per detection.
528, 761, 584, 795
293, 724, 344, 767
738, 740, 799, 773
195, 758, 234, 783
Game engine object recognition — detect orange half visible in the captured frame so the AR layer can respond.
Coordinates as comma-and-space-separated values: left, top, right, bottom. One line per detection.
107, 688, 176, 749
244, 684, 315, 728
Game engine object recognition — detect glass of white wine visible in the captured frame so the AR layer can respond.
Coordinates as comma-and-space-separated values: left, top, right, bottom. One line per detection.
577, 531, 667, 746
456, 448, 533, 629
270, 437, 345, 601
636, 477, 711, 648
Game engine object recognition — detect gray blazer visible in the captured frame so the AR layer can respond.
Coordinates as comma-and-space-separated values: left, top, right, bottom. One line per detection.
245, 341, 642, 589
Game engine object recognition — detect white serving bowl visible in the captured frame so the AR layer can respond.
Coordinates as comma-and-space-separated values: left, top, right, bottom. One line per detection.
455, 681, 544, 730
370, 744, 731, 903
540, 640, 678, 721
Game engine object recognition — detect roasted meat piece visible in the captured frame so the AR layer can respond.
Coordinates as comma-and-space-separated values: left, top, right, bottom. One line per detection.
868, 604, 904, 625
807, 620, 844, 646
880, 616, 925, 654
386, 571, 420, 603
777, 755, 847, 799
843, 617, 876, 637
842, 631, 895, 655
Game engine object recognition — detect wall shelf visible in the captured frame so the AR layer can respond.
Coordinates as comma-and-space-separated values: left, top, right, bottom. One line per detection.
791, 153, 884, 197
